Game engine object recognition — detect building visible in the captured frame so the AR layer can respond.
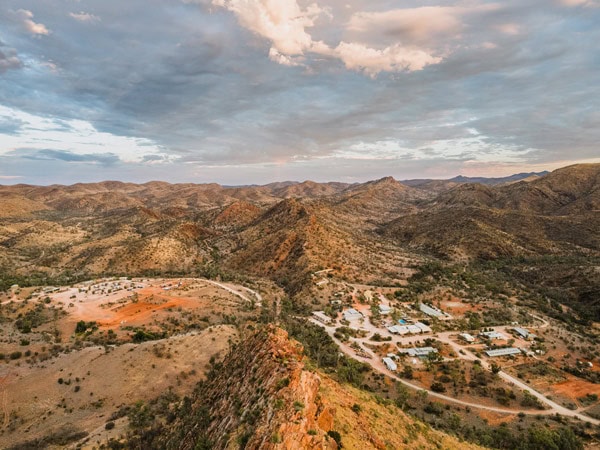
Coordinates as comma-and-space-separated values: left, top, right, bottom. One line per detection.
459, 333, 475, 343
479, 331, 507, 340
387, 323, 427, 335
312, 311, 332, 325
512, 327, 536, 340
343, 308, 363, 322
407, 324, 421, 334
379, 304, 393, 315
387, 325, 406, 335
383, 357, 398, 371
399, 347, 438, 358
419, 303, 451, 319
485, 348, 521, 357
414, 322, 432, 333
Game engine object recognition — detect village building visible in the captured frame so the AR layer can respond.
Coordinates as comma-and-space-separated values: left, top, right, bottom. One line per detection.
398, 347, 438, 358
343, 308, 363, 322
512, 327, 536, 340
383, 357, 397, 371
419, 303, 452, 319
414, 322, 432, 333
379, 304, 393, 315
479, 331, 507, 340
387, 325, 408, 335
485, 348, 521, 357
312, 311, 332, 325
459, 333, 475, 343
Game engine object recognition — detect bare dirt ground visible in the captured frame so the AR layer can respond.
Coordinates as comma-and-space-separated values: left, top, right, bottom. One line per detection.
0, 277, 262, 449
551, 378, 600, 404
0, 325, 237, 448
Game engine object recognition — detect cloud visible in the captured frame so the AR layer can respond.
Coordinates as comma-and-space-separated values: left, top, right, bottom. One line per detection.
333, 42, 441, 77
347, 6, 464, 45
212, 0, 327, 55
19, 148, 121, 166
0, 42, 22, 73
10, 9, 50, 35
0, 0, 599, 184
211, 0, 444, 75
69, 12, 101, 23
0, 105, 170, 164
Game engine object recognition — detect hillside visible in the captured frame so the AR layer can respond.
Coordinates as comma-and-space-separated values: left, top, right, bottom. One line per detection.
124, 325, 481, 450
0, 163, 598, 293
385, 164, 600, 260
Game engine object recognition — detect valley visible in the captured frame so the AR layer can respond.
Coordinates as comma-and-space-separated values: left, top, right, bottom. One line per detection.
0, 163, 599, 448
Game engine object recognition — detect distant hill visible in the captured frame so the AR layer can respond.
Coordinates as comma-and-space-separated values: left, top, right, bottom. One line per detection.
403, 171, 549, 193
384, 164, 600, 259
0, 163, 598, 290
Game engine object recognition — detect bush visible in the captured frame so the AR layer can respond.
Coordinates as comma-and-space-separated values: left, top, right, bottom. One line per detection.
327, 430, 342, 447
105, 421, 115, 430
430, 382, 446, 393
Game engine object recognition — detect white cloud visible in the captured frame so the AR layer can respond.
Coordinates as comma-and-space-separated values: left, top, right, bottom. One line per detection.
11, 9, 50, 35
268, 47, 303, 66
212, 0, 327, 55
333, 42, 441, 77
211, 0, 445, 75
0, 105, 171, 164
69, 12, 101, 23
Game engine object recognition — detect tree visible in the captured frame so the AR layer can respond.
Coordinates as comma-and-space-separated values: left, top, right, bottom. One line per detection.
395, 382, 410, 409
75, 320, 88, 333
491, 362, 501, 375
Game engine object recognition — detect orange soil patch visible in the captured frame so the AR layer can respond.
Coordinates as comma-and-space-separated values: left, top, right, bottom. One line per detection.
551, 377, 600, 402
440, 300, 482, 315
98, 294, 207, 329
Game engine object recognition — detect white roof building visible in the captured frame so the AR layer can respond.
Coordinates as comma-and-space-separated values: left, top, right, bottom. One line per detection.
399, 347, 438, 357
414, 322, 432, 333
485, 348, 521, 357
387, 325, 409, 335
479, 331, 507, 340
459, 333, 475, 343
513, 327, 531, 339
312, 311, 332, 324
343, 308, 363, 322
379, 304, 393, 315
407, 324, 422, 334
419, 303, 452, 319
383, 357, 398, 371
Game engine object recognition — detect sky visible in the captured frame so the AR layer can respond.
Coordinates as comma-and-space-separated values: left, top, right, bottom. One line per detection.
0, 0, 599, 185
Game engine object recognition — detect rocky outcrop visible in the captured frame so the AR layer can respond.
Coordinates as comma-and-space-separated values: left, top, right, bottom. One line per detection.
172, 326, 337, 450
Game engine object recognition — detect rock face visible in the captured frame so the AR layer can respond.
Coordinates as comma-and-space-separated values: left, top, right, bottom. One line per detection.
171, 326, 337, 450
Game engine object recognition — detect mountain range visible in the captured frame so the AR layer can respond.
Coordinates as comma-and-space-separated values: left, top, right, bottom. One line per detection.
0, 164, 598, 295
